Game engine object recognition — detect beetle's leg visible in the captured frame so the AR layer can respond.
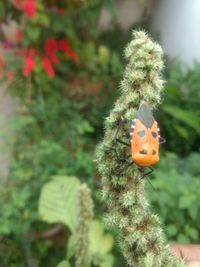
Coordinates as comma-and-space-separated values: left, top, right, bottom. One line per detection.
114, 116, 130, 147
140, 167, 157, 191
136, 167, 156, 190
141, 166, 154, 178
116, 138, 130, 146
159, 136, 166, 145
112, 147, 129, 162
104, 144, 131, 163
106, 116, 132, 174
117, 161, 134, 176
117, 153, 131, 162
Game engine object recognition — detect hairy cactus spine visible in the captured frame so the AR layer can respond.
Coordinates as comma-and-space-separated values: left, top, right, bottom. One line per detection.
96, 31, 185, 267
75, 183, 93, 267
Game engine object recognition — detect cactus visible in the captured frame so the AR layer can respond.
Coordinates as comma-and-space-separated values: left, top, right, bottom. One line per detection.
75, 183, 94, 267
96, 31, 185, 267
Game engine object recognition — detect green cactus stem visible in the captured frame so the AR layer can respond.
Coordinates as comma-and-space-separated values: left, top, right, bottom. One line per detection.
75, 183, 94, 267
96, 31, 185, 267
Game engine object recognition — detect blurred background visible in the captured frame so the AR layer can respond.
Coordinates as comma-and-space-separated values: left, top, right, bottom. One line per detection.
0, 1, 200, 266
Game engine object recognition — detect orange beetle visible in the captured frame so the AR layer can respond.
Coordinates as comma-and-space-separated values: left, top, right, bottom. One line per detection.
129, 103, 161, 167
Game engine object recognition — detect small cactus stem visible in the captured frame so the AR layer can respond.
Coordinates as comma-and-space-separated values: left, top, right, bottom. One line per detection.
75, 183, 94, 267
96, 31, 185, 267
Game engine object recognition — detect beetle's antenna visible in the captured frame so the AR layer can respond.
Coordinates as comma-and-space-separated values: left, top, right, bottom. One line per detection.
146, 176, 157, 192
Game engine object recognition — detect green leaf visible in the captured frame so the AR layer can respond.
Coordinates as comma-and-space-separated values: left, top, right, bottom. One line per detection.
56, 260, 71, 267
66, 235, 76, 260
36, 13, 50, 27
53, 20, 64, 32
76, 120, 94, 134
104, 0, 116, 18
26, 25, 41, 41
178, 195, 195, 209
0, 2, 5, 17
98, 46, 110, 65
177, 234, 190, 244
36, 1, 44, 11
185, 225, 199, 240
38, 176, 80, 232
178, 196, 190, 209
64, 18, 76, 39
66, 220, 114, 266
89, 220, 114, 257
81, 42, 96, 61
163, 105, 200, 133
188, 205, 198, 220
166, 224, 178, 237
174, 125, 189, 139
99, 254, 114, 267
188, 228, 199, 240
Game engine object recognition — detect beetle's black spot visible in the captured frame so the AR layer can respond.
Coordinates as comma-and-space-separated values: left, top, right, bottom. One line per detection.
152, 149, 156, 155
137, 130, 146, 137
140, 149, 147, 154
151, 131, 157, 138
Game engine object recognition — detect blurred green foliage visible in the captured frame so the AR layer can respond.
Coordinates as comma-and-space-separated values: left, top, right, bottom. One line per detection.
150, 152, 200, 244
0, 1, 121, 265
0, 77, 118, 266
159, 63, 200, 155
0, 0, 200, 266
66, 220, 114, 267
39, 176, 114, 267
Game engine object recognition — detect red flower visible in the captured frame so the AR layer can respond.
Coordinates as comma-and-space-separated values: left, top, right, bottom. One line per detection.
42, 57, 54, 79
6, 70, 14, 83
22, 0, 36, 18
14, 0, 21, 5
58, 38, 79, 63
0, 56, 4, 70
57, 8, 65, 15
16, 29, 23, 43
65, 47, 79, 63
23, 48, 35, 76
44, 38, 59, 64
58, 38, 69, 52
